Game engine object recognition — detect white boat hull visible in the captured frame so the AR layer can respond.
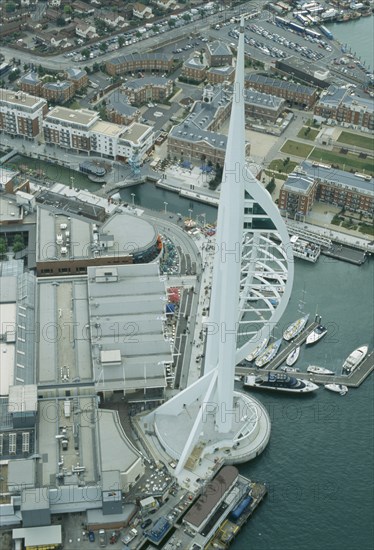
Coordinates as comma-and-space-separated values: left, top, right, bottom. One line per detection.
283, 314, 309, 341
342, 345, 368, 374
307, 365, 335, 375
286, 346, 300, 366
306, 325, 327, 345
245, 337, 269, 362
255, 339, 282, 368
325, 384, 348, 395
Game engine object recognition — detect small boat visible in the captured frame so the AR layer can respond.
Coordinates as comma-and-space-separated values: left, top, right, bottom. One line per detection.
307, 365, 335, 375
255, 338, 282, 368
306, 324, 327, 345
290, 235, 320, 262
243, 372, 318, 393
283, 314, 309, 341
245, 337, 269, 362
342, 345, 368, 374
325, 384, 348, 396
281, 366, 300, 373
286, 346, 300, 366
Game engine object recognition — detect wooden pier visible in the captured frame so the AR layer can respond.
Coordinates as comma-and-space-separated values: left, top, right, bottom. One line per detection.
263, 321, 319, 371
236, 350, 374, 388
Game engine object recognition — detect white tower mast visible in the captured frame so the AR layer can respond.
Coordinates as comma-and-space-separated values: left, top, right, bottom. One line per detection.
204, 20, 246, 433
147, 18, 294, 479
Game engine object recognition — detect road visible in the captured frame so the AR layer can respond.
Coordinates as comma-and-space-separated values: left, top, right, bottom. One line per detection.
0, 1, 264, 70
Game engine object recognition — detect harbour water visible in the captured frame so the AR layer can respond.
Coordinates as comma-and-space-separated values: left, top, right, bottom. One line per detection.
119, 184, 374, 550
235, 259, 374, 550
326, 16, 374, 68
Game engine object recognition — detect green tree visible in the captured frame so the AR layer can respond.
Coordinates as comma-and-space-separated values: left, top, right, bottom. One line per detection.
13, 234, 25, 254
99, 42, 108, 52
0, 238, 7, 257
8, 69, 20, 82
5, 2, 17, 13
168, 19, 176, 27
182, 14, 191, 22
118, 36, 125, 48
81, 48, 90, 59
56, 16, 66, 27
64, 5, 72, 14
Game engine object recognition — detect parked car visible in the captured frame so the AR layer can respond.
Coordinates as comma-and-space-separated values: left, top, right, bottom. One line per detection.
88, 531, 95, 542
141, 519, 152, 530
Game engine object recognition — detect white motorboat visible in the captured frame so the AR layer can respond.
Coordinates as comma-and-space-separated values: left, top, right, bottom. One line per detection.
307, 365, 335, 375
342, 345, 368, 374
283, 314, 309, 341
286, 346, 300, 366
244, 372, 318, 393
290, 235, 321, 262
245, 337, 269, 362
281, 366, 300, 373
255, 338, 282, 368
306, 324, 327, 345
325, 383, 348, 396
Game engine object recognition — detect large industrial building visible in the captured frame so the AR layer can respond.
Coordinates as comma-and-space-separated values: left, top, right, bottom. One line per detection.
0, 255, 173, 529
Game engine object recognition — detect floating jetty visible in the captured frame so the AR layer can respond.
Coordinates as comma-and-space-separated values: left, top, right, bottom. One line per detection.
262, 321, 319, 371
237, 350, 374, 389
321, 244, 367, 266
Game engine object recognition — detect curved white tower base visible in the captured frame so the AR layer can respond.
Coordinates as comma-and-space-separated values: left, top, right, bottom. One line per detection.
152, 391, 270, 467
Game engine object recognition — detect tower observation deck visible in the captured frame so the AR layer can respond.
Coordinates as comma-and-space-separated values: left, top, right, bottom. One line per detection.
144, 19, 294, 480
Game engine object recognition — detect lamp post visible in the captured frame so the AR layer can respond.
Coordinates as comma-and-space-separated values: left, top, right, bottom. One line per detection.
188, 208, 193, 220
164, 201, 168, 214
131, 193, 135, 206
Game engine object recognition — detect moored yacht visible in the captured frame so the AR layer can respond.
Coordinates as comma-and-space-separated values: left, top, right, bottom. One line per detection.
342, 345, 368, 374
325, 383, 348, 396
286, 346, 300, 366
307, 365, 335, 375
290, 235, 320, 262
283, 314, 309, 341
243, 372, 318, 393
245, 337, 269, 362
255, 338, 282, 368
306, 324, 327, 345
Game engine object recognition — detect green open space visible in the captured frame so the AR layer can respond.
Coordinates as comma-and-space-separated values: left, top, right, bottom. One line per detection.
297, 127, 319, 141
280, 140, 314, 158
309, 148, 374, 176
337, 131, 374, 151
267, 158, 298, 174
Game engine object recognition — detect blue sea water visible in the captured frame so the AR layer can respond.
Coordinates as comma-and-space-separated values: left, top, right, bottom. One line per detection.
326, 16, 374, 68
233, 258, 374, 550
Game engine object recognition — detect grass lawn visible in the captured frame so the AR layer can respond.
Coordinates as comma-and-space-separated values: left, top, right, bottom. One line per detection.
359, 224, 374, 236
337, 131, 374, 151
280, 140, 314, 158
265, 170, 288, 180
66, 100, 81, 110
267, 159, 298, 174
297, 127, 319, 141
309, 147, 374, 175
